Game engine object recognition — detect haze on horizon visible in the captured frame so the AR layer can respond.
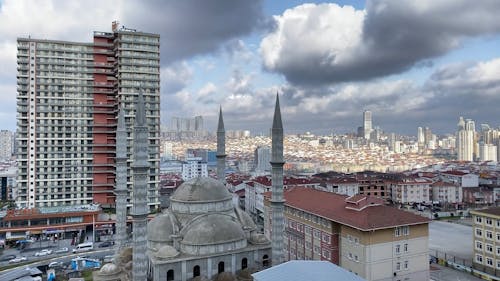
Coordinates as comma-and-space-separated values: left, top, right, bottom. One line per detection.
0, 0, 499, 136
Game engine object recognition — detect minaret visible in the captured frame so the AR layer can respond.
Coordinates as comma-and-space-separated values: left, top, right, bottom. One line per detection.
130, 92, 149, 281
216, 106, 226, 184
114, 105, 128, 253
270, 93, 285, 266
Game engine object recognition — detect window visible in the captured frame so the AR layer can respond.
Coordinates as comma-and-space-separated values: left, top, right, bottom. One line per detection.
395, 244, 401, 254
486, 244, 493, 252
476, 216, 482, 224
487, 231, 493, 240
476, 241, 483, 250
476, 254, 483, 264
395, 227, 401, 237
497, 233, 500, 241
313, 229, 321, 238
396, 262, 401, 271
487, 257, 493, 267
402, 226, 410, 235
322, 249, 331, 259
476, 228, 483, 237
322, 233, 331, 244
497, 260, 500, 269
404, 243, 408, 253
348, 252, 353, 260
314, 246, 320, 253
497, 246, 500, 255
486, 218, 493, 225
404, 260, 408, 270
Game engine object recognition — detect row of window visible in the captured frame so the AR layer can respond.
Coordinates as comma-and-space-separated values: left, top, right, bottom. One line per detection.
475, 228, 500, 241
286, 218, 331, 244
475, 254, 500, 269
475, 240, 500, 255
395, 226, 410, 237
475, 216, 500, 228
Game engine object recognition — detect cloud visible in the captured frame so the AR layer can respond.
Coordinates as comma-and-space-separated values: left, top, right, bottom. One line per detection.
260, 0, 500, 85
161, 62, 193, 94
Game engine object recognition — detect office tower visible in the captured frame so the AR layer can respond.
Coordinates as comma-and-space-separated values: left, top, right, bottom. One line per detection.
271, 94, 285, 266
417, 127, 424, 144
363, 110, 372, 140
16, 22, 160, 209
456, 117, 475, 161
0, 130, 13, 160
216, 107, 226, 183
254, 146, 271, 173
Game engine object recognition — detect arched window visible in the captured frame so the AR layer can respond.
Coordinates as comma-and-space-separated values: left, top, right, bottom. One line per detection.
262, 255, 270, 267
167, 269, 174, 281
193, 265, 200, 277
218, 261, 225, 273
241, 258, 248, 270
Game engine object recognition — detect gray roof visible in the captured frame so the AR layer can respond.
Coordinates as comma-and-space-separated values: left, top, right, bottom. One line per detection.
252, 261, 366, 281
182, 214, 246, 245
0, 267, 43, 281
171, 177, 231, 202
147, 211, 174, 242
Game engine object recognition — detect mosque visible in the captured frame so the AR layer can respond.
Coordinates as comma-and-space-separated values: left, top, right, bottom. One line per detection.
94, 92, 285, 281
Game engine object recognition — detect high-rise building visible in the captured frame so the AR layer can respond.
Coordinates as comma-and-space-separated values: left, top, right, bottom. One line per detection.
16, 22, 160, 209
0, 130, 13, 160
254, 146, 271, 173
479, 143, 497, 162
456, 117, 475, 161
417, 127, 424, 145
363, 110, 372, 140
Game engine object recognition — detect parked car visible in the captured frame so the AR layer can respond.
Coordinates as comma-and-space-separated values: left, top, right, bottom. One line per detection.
103, 255, 115, 263
34, 249, 53, 256
0, 254, 16, 262
9, 256, 27, 263
48, 261, 65, 268
54, 247, 69, 254
98, 241, 113, 248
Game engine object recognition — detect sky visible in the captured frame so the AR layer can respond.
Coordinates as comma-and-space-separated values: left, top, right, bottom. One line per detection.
0, 0, 500, 136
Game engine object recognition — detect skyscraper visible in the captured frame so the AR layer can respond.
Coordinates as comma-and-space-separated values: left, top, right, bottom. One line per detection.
0, 130, 13, 160
457, 117, 475, 161
363, 110, 372, 140
16, 22, 160, 209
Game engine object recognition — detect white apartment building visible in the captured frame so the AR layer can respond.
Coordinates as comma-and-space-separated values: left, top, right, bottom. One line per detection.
391, 178, 432, 205
431, 181, 463, 204
470, 207, 500, 276
440, 171, 479, 187
181, 157, 208, 181
0, 130, 13, 160
480, 143, 498, 162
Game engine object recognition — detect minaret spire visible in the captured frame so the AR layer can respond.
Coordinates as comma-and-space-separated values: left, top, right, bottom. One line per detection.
216, 106, 226, 184
131, 91, 149, 281
270, 93, 285, 266
114, 104, 128, 253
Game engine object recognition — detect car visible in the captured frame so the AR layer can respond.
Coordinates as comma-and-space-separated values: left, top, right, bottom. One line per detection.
54, 247, 69, 254
9, 256, 27, 263
103, 255, 115, 263
34, 249, 53, 256
48, 261, 65, 268
98, 241, 113, 248
0, 254, 16, 262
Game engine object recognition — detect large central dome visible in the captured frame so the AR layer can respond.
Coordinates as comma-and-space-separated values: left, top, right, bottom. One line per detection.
171, 177, 231, 202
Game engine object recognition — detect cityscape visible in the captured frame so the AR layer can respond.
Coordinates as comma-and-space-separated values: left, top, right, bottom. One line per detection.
0, 1, 500, 281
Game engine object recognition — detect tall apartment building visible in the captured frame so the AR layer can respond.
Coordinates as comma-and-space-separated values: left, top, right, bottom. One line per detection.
254, 146, 271, 173
181, 157, 208, 181
470, 207, 500, 276
457, 117, 475, 161
363, 110, 372, 140
16, 22, 160, 209
0, 130, 14, 160
264, 188, 430, 281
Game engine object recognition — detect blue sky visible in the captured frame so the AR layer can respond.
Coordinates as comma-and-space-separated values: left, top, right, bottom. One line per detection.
0, 0, 499, 135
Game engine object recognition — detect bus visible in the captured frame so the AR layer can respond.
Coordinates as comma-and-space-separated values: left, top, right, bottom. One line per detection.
72, 242, 94, 253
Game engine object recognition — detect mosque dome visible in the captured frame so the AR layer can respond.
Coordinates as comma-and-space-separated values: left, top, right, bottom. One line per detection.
180, 214, 247, 255
171, 177, 231, 203
99, 263, 120, 275
147, 211, 175, 243
155, 245, 179, 259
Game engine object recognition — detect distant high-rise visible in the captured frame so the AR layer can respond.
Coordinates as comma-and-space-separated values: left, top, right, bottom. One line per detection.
457, 117, 475, 161
16, 22, 160, 208
417, 127, 424, 144
0, 130, 13, 160
363, 110, 372, 140
254, 146, 271, 173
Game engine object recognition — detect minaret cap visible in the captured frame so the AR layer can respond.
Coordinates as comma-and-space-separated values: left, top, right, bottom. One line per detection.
272, 93, 283, 130
217, 106, 225, 133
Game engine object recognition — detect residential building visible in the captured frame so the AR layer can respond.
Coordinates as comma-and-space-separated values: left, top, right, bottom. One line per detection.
457, 117, 475, 161
356, 172, 391, 202
480, 143, 498, 162
391, 178, 432, 205
463, 186, 495, 207
181, 157, 208, 180
254, 146, 271, 173
323, 177, 359, 196
16, 22, 160, 209
441, 171, 479, 187
0, 130, 13, 160
431, 181, 462, 205
470, 207, 500, 276
264, 188, 430, 281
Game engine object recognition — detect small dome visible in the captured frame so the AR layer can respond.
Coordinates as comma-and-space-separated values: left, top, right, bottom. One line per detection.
99, 263, 120, 275
171, 177, 231, 203
155, 245, 179, 259
182, 214, 245, 245
147, 211, 174, 242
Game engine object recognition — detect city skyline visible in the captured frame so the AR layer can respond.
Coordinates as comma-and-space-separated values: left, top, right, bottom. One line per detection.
0, 0, 500, 135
